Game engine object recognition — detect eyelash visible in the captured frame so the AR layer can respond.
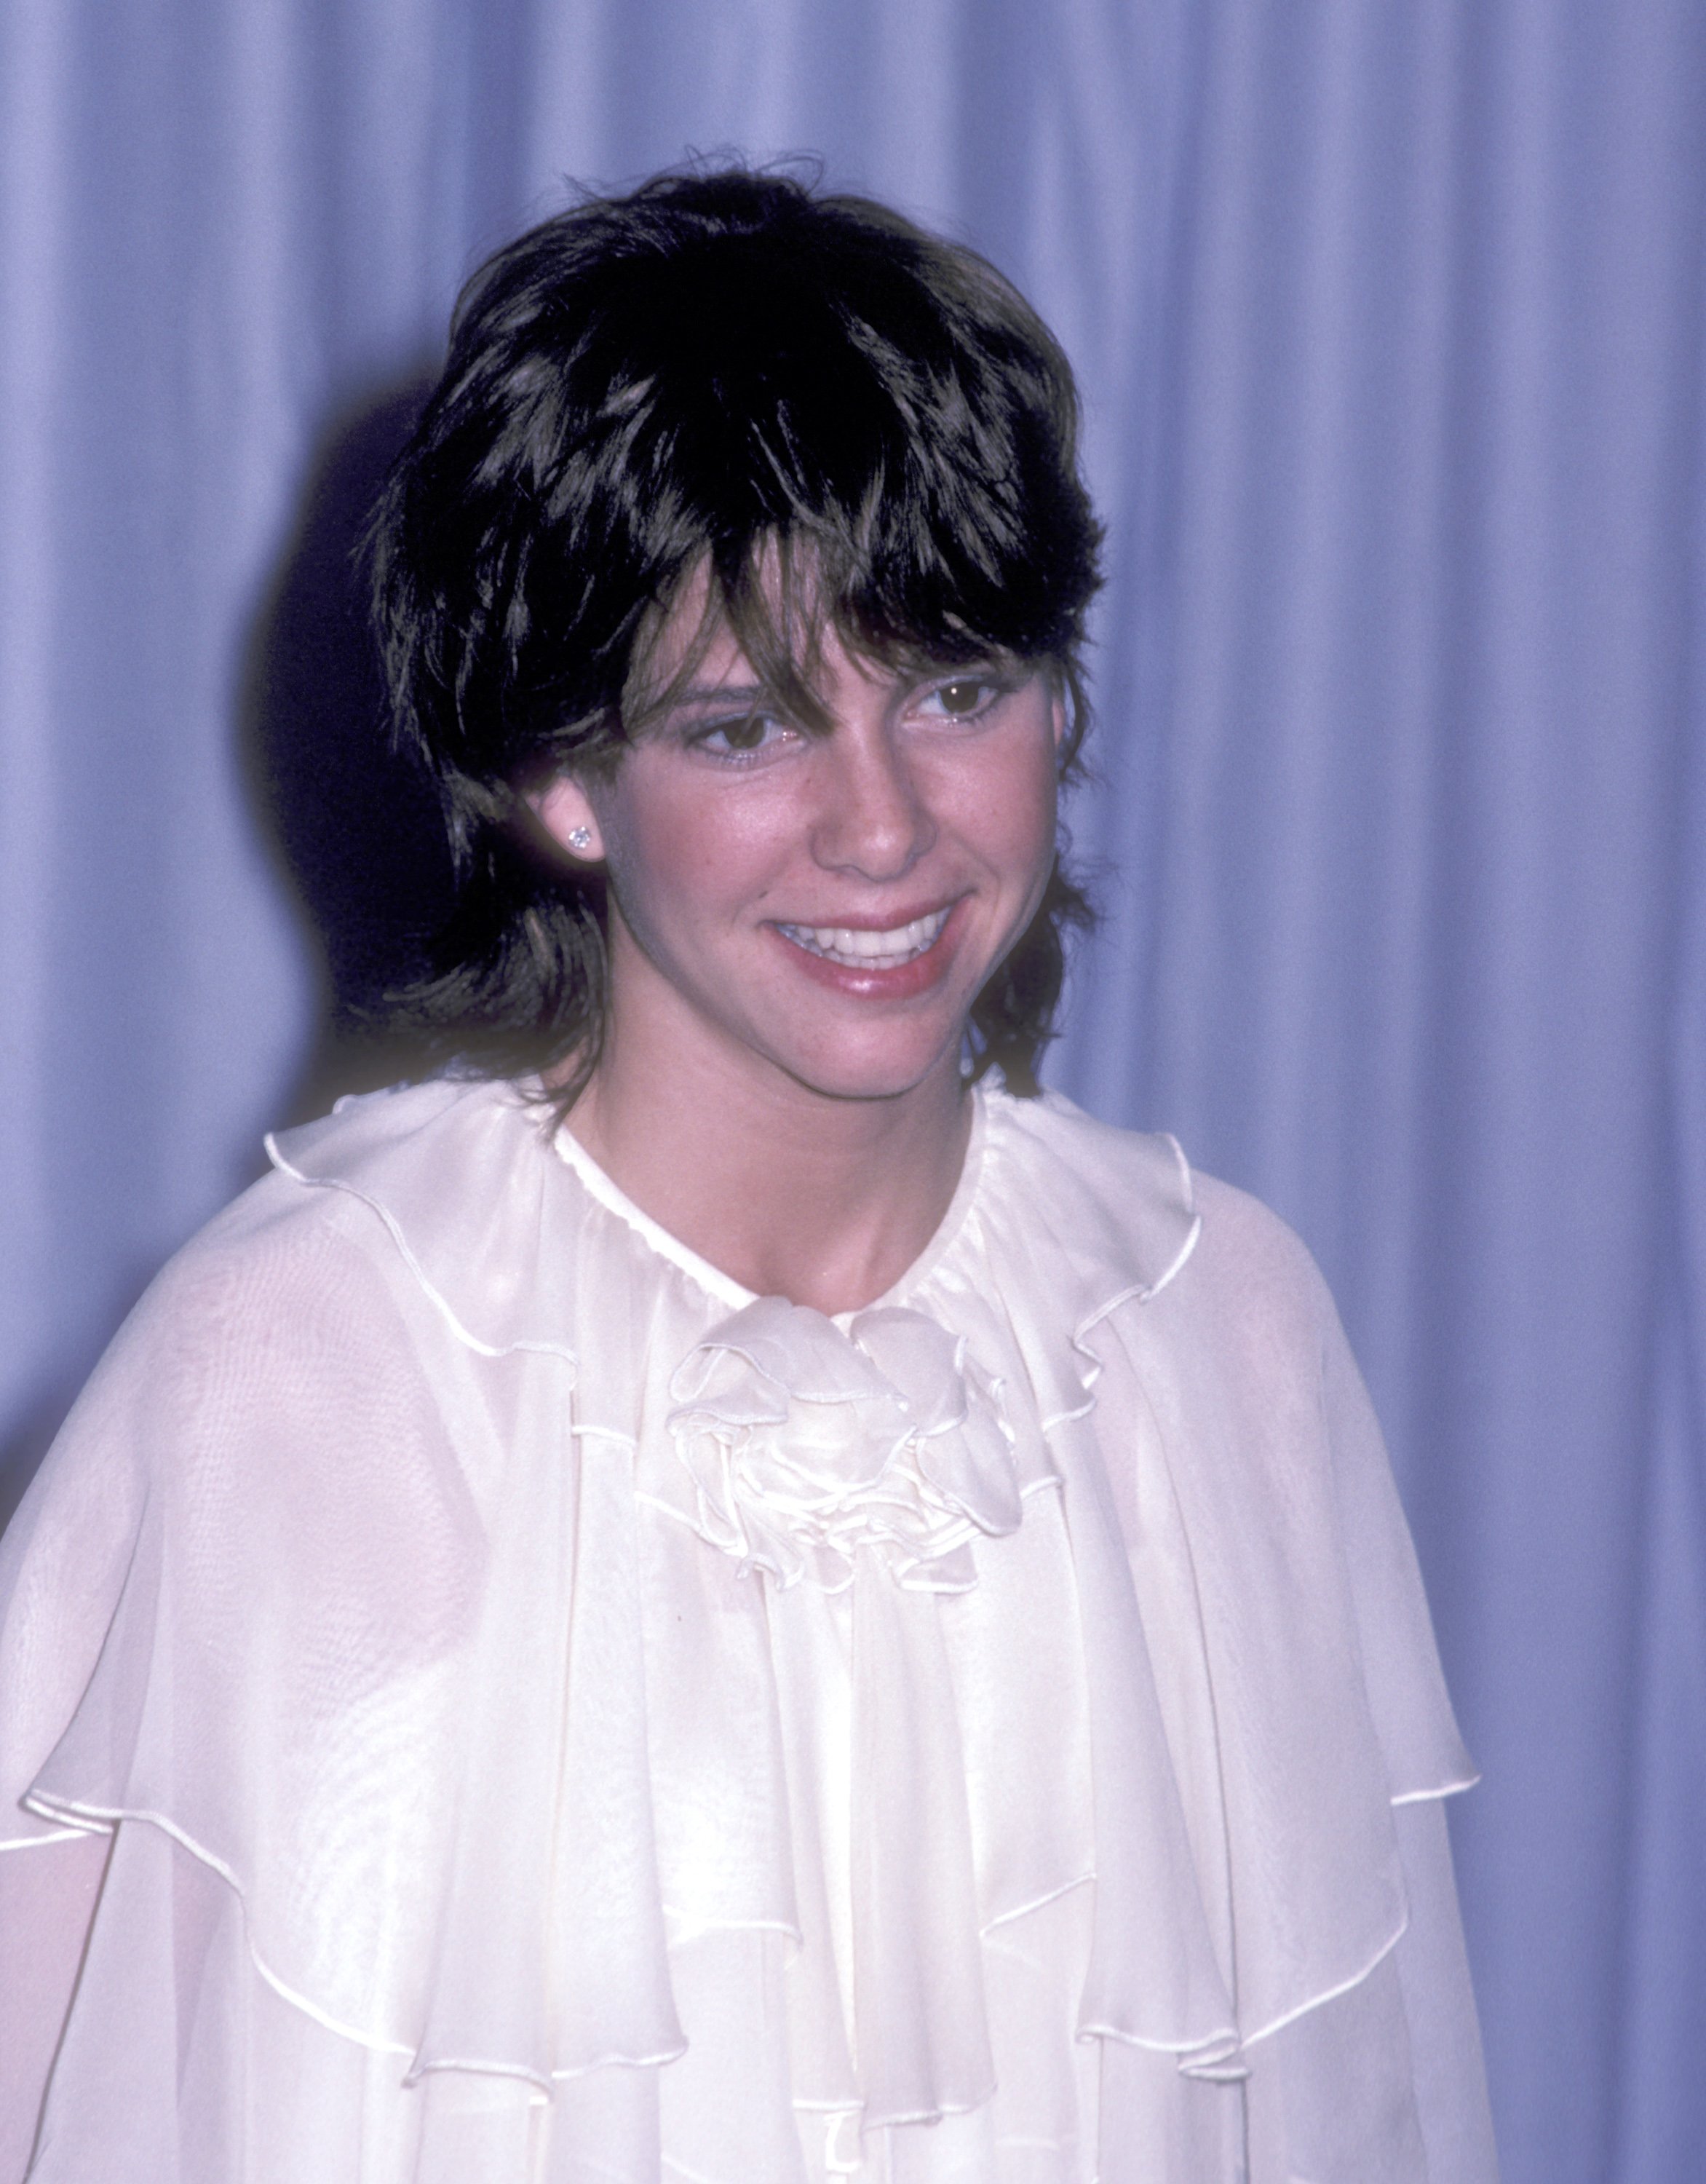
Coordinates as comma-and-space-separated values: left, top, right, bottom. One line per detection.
681, 673, 1012, 763
916, 675, 1008, 721
686, 714, 797, 762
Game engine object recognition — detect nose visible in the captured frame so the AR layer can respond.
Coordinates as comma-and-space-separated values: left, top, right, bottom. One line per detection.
809, 719, 937, 882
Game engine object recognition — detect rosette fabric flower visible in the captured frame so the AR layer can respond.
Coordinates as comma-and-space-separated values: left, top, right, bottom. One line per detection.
665, 1297, 1020, 1591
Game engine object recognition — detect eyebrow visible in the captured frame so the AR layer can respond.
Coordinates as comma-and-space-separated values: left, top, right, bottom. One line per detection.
660, 682, 769, 710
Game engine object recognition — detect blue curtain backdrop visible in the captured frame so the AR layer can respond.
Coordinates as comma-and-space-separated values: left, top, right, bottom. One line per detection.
1, 2, 1702, 2178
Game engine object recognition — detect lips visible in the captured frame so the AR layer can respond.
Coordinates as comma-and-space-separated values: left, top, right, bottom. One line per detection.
773, 908, 951, 970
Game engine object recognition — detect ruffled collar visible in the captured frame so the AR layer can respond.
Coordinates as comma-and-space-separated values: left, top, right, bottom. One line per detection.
265, 1076, 1199, 1380
266, 1080, 1170, 1612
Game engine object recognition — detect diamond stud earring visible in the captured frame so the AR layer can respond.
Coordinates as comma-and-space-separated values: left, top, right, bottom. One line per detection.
567, 826, 594, 853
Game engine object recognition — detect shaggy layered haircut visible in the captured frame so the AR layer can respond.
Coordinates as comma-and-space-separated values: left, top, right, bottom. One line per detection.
368, 164, 1103, 1100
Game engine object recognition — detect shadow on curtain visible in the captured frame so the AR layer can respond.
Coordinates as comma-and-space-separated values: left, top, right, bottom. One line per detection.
242, 373, 458, 1125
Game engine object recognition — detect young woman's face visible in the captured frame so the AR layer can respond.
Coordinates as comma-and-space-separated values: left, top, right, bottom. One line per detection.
532, 594, 1065, 1107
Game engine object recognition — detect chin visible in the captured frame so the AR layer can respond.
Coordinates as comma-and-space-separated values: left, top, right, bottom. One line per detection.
772, 1031, 964, 1106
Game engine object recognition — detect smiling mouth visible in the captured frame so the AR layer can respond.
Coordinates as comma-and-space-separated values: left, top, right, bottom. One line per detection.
773, 908, 952, 970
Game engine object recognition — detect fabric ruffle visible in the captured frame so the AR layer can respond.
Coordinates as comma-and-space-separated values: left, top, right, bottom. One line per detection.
664, 1296, 1029, 1592
1, 1077, 1480, 2183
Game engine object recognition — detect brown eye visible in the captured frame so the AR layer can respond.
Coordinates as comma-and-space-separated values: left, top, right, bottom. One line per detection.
937, 680, 988, 716
690, 711, 793, 760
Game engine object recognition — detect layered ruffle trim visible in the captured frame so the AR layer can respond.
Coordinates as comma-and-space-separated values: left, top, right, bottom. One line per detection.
7, 1077, 1475, 2165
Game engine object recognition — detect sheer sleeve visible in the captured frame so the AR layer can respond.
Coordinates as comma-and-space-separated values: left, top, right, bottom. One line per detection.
0, 1834, 109, 2182
1233, 1241, 1498, 2182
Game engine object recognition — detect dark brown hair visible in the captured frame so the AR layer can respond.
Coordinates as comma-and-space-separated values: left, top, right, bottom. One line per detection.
368, 162, 1102, 1099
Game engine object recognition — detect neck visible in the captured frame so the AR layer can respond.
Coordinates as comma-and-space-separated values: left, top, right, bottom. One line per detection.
562, 1018, 974, 1318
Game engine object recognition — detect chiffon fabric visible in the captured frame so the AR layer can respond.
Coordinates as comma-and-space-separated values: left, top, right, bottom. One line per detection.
0, 1080, 1497, 2182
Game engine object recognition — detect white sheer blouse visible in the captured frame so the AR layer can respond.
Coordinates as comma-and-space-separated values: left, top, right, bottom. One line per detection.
0, 1079, 1497, 2183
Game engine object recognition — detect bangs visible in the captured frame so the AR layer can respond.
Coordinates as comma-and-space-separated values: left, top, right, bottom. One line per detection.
591, 204, 1097, 748
620, 534, 1034, 748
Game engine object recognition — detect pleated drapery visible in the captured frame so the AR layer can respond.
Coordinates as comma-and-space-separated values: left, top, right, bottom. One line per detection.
1, 4, 1702, 2181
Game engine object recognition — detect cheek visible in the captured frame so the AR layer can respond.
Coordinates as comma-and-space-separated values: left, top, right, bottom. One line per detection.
951, 732, 1060, 883
597, 775, 793, 941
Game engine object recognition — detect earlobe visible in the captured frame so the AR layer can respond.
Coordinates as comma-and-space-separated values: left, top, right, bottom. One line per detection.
528, 775, 605, 863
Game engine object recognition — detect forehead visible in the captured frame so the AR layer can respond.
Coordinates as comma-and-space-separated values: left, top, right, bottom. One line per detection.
634, 562, 747, 686
642, 592, 899, 727
625, 549, 848, 727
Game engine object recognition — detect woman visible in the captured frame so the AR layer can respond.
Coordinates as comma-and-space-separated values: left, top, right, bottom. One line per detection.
0, 167, 1497, 2183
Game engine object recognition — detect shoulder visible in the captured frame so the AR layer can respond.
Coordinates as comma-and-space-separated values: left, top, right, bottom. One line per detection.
133, 1077, 521, 1294
983, 1088, 1326, 1331
104, 1106, 451, 1409
12, 1080, 560, 1538
3, 1092, 519, 1696
99, 1075, 587, 1388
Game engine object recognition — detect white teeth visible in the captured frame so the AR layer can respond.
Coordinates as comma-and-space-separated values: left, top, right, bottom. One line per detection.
777, 908, 951, 968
